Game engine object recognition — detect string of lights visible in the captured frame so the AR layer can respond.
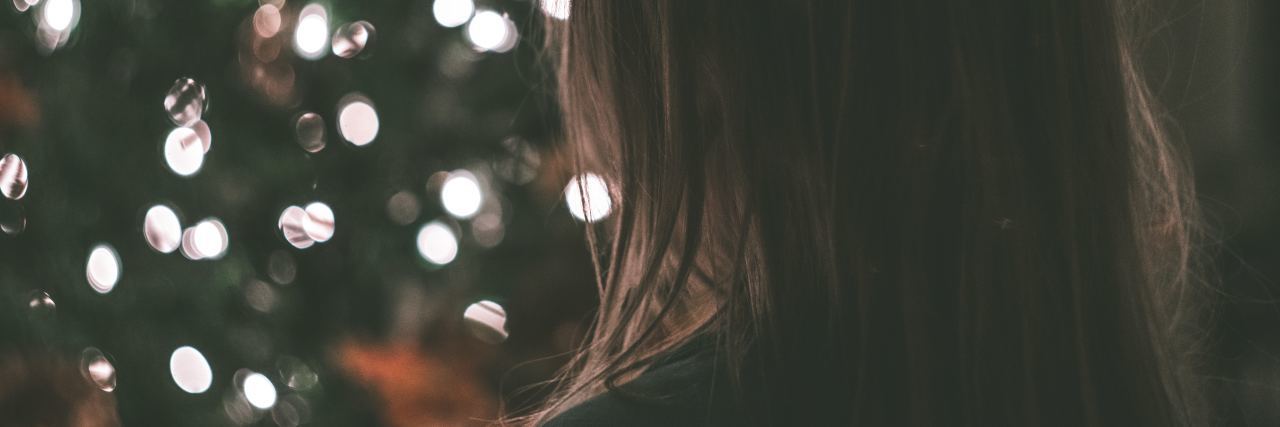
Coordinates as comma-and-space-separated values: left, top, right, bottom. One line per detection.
1, 0, 603, 425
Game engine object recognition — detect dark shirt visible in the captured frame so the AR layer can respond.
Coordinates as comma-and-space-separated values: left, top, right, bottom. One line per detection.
542, 340, 741, 427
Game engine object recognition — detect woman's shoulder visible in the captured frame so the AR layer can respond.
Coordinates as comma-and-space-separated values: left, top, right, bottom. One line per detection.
542, 348, 740, 427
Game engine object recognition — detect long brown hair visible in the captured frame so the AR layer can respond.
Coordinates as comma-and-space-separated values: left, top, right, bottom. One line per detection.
529, 0, 1210, 425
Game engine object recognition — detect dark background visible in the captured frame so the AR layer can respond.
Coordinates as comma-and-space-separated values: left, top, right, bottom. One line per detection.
0, 0, 1276, 426
1169, 1, 1280, 425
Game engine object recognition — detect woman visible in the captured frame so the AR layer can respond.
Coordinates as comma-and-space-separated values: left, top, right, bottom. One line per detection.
528, 0, 1211, 425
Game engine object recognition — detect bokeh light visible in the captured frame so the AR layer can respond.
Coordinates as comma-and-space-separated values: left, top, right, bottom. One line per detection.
0, 1, 651, 424
466, 10, 517, 53
337, 94, 379, 146
25, 289, 56, 324
471, 211, 504, 248
302, 202, 335, 242
540, 0, 571, 21
11, 0, 39, 13
277, 357, 318, 391
441, 170, 483, 219
293, 4, 329, 60
463, 300, 508, 343
164, 127, 205, 177
223, 384, 259, 425
278, 203, 335, 248
293, 112, 326, 153
272, 394, 312, 427
189, 120, 213, 153
0, 153, 29, 200
86, 244, 121, 294
27, 290, 55, 311
0, 208, 24, 235
332, 21, 375, 58
143, 204, 182, 253
0, 201, 25, 235
432, 0, 474, 28
41, 0, 72, 31
267, 250, 297, 285
192, 218, 229, 260
564, 172, 612, 222
180, 227, 200, 260
253, 4, 282, 38
79, 347, 117, 392
278, 205, 315, 249
163, 78, 208, 127
33, 0, 77, 53
243, 372, 278, 409
416, 221, 458, 265
244, 279, 278, 313
170, 346, 213, 394
386, 191, 421, 225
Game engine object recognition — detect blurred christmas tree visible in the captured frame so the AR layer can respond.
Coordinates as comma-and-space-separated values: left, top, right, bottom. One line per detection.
0, 0, 596, 425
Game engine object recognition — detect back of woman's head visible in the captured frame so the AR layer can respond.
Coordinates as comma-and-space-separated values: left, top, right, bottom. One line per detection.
535, 0, 1210, 425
